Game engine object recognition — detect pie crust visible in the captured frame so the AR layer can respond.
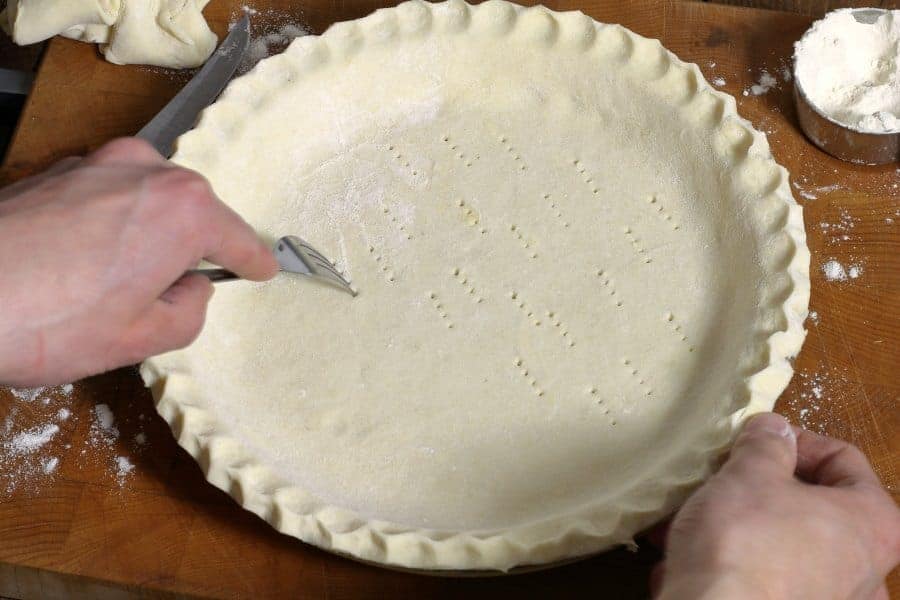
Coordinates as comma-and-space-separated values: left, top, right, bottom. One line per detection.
141, 0, 810, 571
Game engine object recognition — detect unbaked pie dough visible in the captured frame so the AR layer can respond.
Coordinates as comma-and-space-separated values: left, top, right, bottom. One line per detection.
1, 0, 216, 68
141, 0, 811, 571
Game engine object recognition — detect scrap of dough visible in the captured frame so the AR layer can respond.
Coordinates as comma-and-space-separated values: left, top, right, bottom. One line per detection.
2, 0, 217, 69
102, 0, 217, 68
61, 23, 111, 44
3, 0, 120, 45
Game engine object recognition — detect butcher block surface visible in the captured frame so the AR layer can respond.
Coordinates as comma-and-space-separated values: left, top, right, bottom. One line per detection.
1, 0, 898, 598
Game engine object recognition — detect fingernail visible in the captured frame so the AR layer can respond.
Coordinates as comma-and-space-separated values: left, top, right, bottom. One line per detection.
747, 412, 796, 442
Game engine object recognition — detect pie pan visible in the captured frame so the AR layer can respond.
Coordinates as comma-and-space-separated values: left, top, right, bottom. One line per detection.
142, 0, 810, 572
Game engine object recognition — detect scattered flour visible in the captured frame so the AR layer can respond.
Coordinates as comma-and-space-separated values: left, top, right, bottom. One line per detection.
91, 403, 119, 443
791, 178, 844, 201
246, 23, 309, 67
780, 65, 793, 82
808, 310, 819, 325
712, 76, 726, 87
1, 385, 74, 492
819, 208, 857, 242
1, 385, 141, 493
822, 259, 864, 282
743, 70, 778, 96
115, 456, 135, 485
231, 5, 310, 74
6, 424, 59, 455
9, 383, 73, 403
795, 9, 900, 133
822, 259, 847, 281
785, 368, 849, 435
9, 387, 46, 402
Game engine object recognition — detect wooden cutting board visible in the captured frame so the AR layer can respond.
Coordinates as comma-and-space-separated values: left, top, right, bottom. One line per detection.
1, 1, 897, 597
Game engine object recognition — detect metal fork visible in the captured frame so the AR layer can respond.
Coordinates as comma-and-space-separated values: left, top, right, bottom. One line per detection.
194, 235, 357, 297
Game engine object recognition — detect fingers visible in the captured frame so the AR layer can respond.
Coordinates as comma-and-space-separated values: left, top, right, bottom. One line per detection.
148, 168, 279, 282
121, 274, 214, 361
87, 139, 277, 282
793, 427, 882, 489
82, 137, 167, 167
721, 412, 798, 481
200, 201, 280, 281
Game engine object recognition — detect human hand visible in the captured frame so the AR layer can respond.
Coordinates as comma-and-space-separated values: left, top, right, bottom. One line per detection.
0, 138, 278, 387
654, 412, 900, 600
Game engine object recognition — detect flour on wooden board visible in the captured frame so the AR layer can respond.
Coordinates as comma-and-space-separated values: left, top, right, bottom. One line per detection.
115, 456, 135, 485
791, 179, 843, 201
740, 58, 795, 98
822, 258, 864, 282
231, 4, 310, 74
819, 209, 858, 243
0, 384, 147, 493
0, 384, 73, 493
784, 364, 855, 437
743, 70, 778, 96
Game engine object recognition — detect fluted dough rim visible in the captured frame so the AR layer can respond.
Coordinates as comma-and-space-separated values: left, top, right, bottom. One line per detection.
141, 0, 810, 571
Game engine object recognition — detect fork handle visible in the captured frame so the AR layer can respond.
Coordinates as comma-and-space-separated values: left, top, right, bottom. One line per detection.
191, 268, 240, 283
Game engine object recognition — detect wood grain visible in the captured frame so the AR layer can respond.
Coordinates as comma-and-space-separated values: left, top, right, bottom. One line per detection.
0, 0, 898, 598
704, 0, 900, 16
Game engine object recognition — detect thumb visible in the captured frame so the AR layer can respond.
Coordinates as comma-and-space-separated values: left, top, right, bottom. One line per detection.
721, 412, 798, 481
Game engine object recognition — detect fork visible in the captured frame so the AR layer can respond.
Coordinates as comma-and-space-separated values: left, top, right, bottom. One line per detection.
194, 235, 357, 297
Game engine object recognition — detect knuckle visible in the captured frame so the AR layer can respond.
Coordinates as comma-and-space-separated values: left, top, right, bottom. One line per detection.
829, 437, 862, 459
170, 169, 214, 204
150, 168, 216, 214
844, 444, 869, 464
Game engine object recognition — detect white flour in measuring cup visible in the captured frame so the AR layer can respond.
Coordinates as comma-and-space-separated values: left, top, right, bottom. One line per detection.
794, 9, 900, 133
